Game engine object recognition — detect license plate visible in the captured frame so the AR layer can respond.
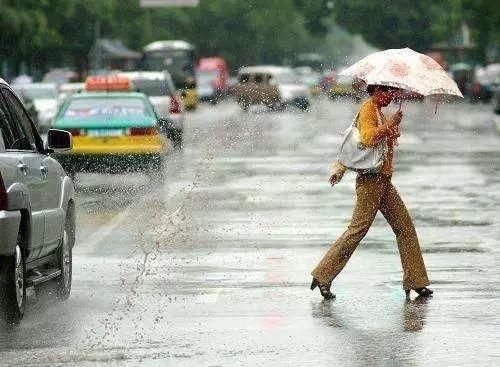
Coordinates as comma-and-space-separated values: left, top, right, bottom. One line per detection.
87, 129, 124, 137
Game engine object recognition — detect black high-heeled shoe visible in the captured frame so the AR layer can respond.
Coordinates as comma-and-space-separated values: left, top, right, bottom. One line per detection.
405, 287, 433, 297
310, 278, 335, 300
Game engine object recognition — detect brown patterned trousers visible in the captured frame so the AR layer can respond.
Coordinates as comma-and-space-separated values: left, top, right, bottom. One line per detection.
312, 174, 430, 290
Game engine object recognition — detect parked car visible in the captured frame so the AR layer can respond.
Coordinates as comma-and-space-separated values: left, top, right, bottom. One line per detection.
11, 83, 58, 132
196, 57, 230, 103
0, 78, 74, 323
233, 66, 310, 111
53, 76, 170, 180
117, 71, 184, 147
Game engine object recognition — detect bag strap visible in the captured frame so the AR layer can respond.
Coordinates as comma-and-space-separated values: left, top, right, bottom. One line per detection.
375, 108, 383, 126
352, 112, 360, 128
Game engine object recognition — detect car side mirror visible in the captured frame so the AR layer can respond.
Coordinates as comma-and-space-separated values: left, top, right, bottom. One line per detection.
46, 129, 72, 152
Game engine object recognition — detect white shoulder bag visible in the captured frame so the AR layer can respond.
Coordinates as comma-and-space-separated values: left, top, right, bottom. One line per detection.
337, 110, 387, 173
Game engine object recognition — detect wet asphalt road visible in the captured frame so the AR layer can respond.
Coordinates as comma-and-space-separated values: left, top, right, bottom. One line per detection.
1, 98, 499, 366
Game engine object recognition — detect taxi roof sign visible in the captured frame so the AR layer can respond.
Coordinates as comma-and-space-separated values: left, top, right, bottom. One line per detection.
85, 76, 132, 91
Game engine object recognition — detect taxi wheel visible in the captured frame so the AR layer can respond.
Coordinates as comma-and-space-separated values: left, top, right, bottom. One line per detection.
295, 98, 310, 111
238, 99, 249, 112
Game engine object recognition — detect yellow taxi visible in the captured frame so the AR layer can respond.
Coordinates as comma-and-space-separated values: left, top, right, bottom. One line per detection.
53, 76, 169, 179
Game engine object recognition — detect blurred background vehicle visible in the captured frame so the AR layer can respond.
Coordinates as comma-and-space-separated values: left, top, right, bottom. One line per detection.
449, 62, 473, 96
294, 66, 322, 96
118, 71, 184, 147
293, 53, 326, 72
317, 70, 336, 96
227, 76, 239, 97
57, 82, 85, 106
196, 57, 230, 104
494, 84, 500, 133
11, 83, 58, 132
42, 68, 78, 86
329, 73, 362, 101
471, 63, 500, 103
53, 76, 169, 180
234, 66, 310, 111
139, 40, 198, 111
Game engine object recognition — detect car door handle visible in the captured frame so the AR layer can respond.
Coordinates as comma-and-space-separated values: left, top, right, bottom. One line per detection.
17, 163, 29, 175
40, 165, 48, 179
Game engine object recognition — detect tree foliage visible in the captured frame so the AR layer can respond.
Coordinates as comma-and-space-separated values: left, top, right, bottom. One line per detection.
334, 0, 499, 63
0, 0, 498, 78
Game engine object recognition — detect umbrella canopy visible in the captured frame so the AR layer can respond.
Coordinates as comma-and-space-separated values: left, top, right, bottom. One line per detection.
340, 47, 463, 98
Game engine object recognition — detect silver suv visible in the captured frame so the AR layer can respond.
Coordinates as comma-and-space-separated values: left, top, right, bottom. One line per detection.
0, 78, 75, 323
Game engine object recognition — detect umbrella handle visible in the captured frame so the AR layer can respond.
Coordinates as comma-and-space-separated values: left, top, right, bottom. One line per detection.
434, 95, 440, 114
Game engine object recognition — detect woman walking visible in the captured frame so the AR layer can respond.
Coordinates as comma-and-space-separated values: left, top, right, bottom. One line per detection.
310, 84, 433, 300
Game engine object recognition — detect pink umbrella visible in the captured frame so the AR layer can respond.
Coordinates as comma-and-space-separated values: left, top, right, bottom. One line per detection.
340, 47, 463, 111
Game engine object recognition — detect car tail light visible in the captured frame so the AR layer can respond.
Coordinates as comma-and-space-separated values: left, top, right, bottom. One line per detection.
0, 173, 7, 210
324, 75, 335, 84
169, 95, 182, 114
129, 127, 158, 136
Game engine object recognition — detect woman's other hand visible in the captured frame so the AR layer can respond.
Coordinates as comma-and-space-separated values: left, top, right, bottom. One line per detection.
329, 173, 343, 186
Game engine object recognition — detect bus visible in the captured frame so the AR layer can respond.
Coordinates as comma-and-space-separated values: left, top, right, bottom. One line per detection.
139, 40, 198, 109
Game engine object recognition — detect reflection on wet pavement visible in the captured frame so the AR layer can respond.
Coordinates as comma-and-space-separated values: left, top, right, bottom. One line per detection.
1, 100, 499, 366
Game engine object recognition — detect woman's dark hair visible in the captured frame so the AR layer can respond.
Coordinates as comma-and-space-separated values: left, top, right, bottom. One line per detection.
367, 84, 397, 95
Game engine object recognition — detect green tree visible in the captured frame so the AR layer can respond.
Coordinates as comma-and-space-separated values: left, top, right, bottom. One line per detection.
334, 0, 437, 52
462, 0, 500, 62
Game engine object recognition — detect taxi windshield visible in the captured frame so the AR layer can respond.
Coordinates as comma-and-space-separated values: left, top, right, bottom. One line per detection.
63, 97, 152, 119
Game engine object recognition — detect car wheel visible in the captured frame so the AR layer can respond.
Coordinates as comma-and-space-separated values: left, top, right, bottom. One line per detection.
57, 204, 74, 299
238, 99, 249, 112
296, 98, 310, 111
0, 244, 26, 323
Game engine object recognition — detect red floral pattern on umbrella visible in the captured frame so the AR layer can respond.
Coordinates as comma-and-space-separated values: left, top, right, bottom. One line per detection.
388, 60, 411, 77
420, 54, 442, 71
356, 63, 375, 78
